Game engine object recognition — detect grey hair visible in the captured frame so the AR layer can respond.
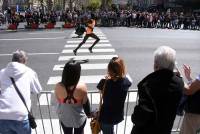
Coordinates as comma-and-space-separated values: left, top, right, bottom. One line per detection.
12, 50, 28, 63
154, 46, 176, 71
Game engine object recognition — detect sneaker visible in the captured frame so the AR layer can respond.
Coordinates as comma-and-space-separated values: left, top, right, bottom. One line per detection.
88, 48, 93, 53
73, 50, 77, 55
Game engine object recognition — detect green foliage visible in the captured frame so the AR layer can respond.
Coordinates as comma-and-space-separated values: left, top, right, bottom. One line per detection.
88, 0, 101, 10
107, 0, 112, 6
54, 4, 62, 10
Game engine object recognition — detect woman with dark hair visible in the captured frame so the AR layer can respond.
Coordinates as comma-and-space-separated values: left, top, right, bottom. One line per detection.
55, 60, 89, 134
97, 57, 132, 134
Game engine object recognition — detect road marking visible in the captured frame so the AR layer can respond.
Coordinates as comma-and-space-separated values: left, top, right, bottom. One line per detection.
47, 74, 132, 85
53, 63, 108, 71
38, 94, 51, 105
0, 53, 59, 56
70, 34, 106, 37
67, 40, 109, 43
32, 116, 133, 134
0, 37, 65, 41
38, 90, 137, 106
88, 91, 137, 105
70, 36, 107, 40
47, 75, 105, 85
58, 55, 118, 61
64, 43, 112, 48
62, 48, 115, 53
32, 119, 61, 134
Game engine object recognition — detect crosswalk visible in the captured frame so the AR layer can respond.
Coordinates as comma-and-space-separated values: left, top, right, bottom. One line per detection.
34, 28, 136, 134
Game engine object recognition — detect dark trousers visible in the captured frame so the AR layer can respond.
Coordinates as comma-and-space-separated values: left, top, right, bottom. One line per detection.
74, 33, 100, 51
60, 120, 86, 134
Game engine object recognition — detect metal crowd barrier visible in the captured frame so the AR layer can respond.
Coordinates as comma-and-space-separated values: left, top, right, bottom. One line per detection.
31, 89, 183, 134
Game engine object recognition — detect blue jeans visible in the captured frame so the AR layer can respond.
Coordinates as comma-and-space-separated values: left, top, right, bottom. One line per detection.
0, 119, 31, 134
100, 123, 114, 134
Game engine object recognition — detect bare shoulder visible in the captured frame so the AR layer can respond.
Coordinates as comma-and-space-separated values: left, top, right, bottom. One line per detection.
55, 83, 64, 90
76, 82, 87, 93
54, 83, 65, 94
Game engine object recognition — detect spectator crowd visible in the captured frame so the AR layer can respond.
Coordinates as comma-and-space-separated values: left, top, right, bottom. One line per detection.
0, 8, 200, 30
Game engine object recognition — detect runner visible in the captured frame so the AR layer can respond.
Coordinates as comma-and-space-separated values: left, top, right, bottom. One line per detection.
73, 17, 100, 55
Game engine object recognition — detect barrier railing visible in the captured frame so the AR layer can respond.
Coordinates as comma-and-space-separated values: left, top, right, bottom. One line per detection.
31, 89, 183, 134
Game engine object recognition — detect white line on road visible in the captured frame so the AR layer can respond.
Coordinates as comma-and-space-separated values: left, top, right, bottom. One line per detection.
47, 74, 132, 85
47, 75, 105, 85
38, 94, 51, 105
38, 90, 137, 106
87, 91, 137, 105
64, 43, 112, 48
70, 34, 106, 37
53, 63, 108, 71
62, 48, 115, 53
67, 40, 109, 43
58, 55, 118, 61
0, 37, 65, 41
70, 36, 107, 40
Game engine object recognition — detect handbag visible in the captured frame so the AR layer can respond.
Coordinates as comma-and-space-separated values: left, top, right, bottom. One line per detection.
10, 77, 37, 129
90, 79, 107, 134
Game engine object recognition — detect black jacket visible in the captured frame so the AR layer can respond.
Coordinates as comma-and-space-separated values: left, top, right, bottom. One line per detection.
97, 77, 132, 124
131, 69, 184, 134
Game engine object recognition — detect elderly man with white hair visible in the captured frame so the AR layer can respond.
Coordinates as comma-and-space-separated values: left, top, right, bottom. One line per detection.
0, 50, 42, 134
131, 46, 184, 134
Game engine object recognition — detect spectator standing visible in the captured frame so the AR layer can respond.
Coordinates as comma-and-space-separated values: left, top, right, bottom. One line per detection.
97, 57, 132, 134
180, 64, 200, 134
131, 46, 184, 134
55, 59, 90, 134
0, 50, 42, 134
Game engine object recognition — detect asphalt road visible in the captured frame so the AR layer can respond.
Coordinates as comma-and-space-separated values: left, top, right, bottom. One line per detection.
0, 28, 199, 90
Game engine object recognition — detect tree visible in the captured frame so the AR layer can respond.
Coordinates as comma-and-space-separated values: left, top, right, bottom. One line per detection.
174, 0, 200, 8
101, 0, 112, 10
88, 0, 101, 11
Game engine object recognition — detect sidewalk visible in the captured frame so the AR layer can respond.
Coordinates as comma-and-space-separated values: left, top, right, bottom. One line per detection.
0, 22, 66, 31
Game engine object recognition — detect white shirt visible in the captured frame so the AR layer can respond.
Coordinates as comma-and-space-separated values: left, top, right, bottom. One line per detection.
0, 62, 42, 121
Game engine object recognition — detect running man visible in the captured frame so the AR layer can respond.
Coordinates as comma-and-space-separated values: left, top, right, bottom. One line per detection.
73, 18, 100, 55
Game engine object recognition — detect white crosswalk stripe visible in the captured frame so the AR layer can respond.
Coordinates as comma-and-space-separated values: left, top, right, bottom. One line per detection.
64, 43, 112, 48
38, 90, 137, 106
71, 36, 107, 40
58, 54, 118, 61
53, 63, 108, 71
62, 48, 115, 53
47, 74, 132, 85
67, 40, 109, 43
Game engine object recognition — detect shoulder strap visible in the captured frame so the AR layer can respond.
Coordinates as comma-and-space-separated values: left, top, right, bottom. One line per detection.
10, 77, 31, 114
97, 79, 107, 117
64, 86, 77, 104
